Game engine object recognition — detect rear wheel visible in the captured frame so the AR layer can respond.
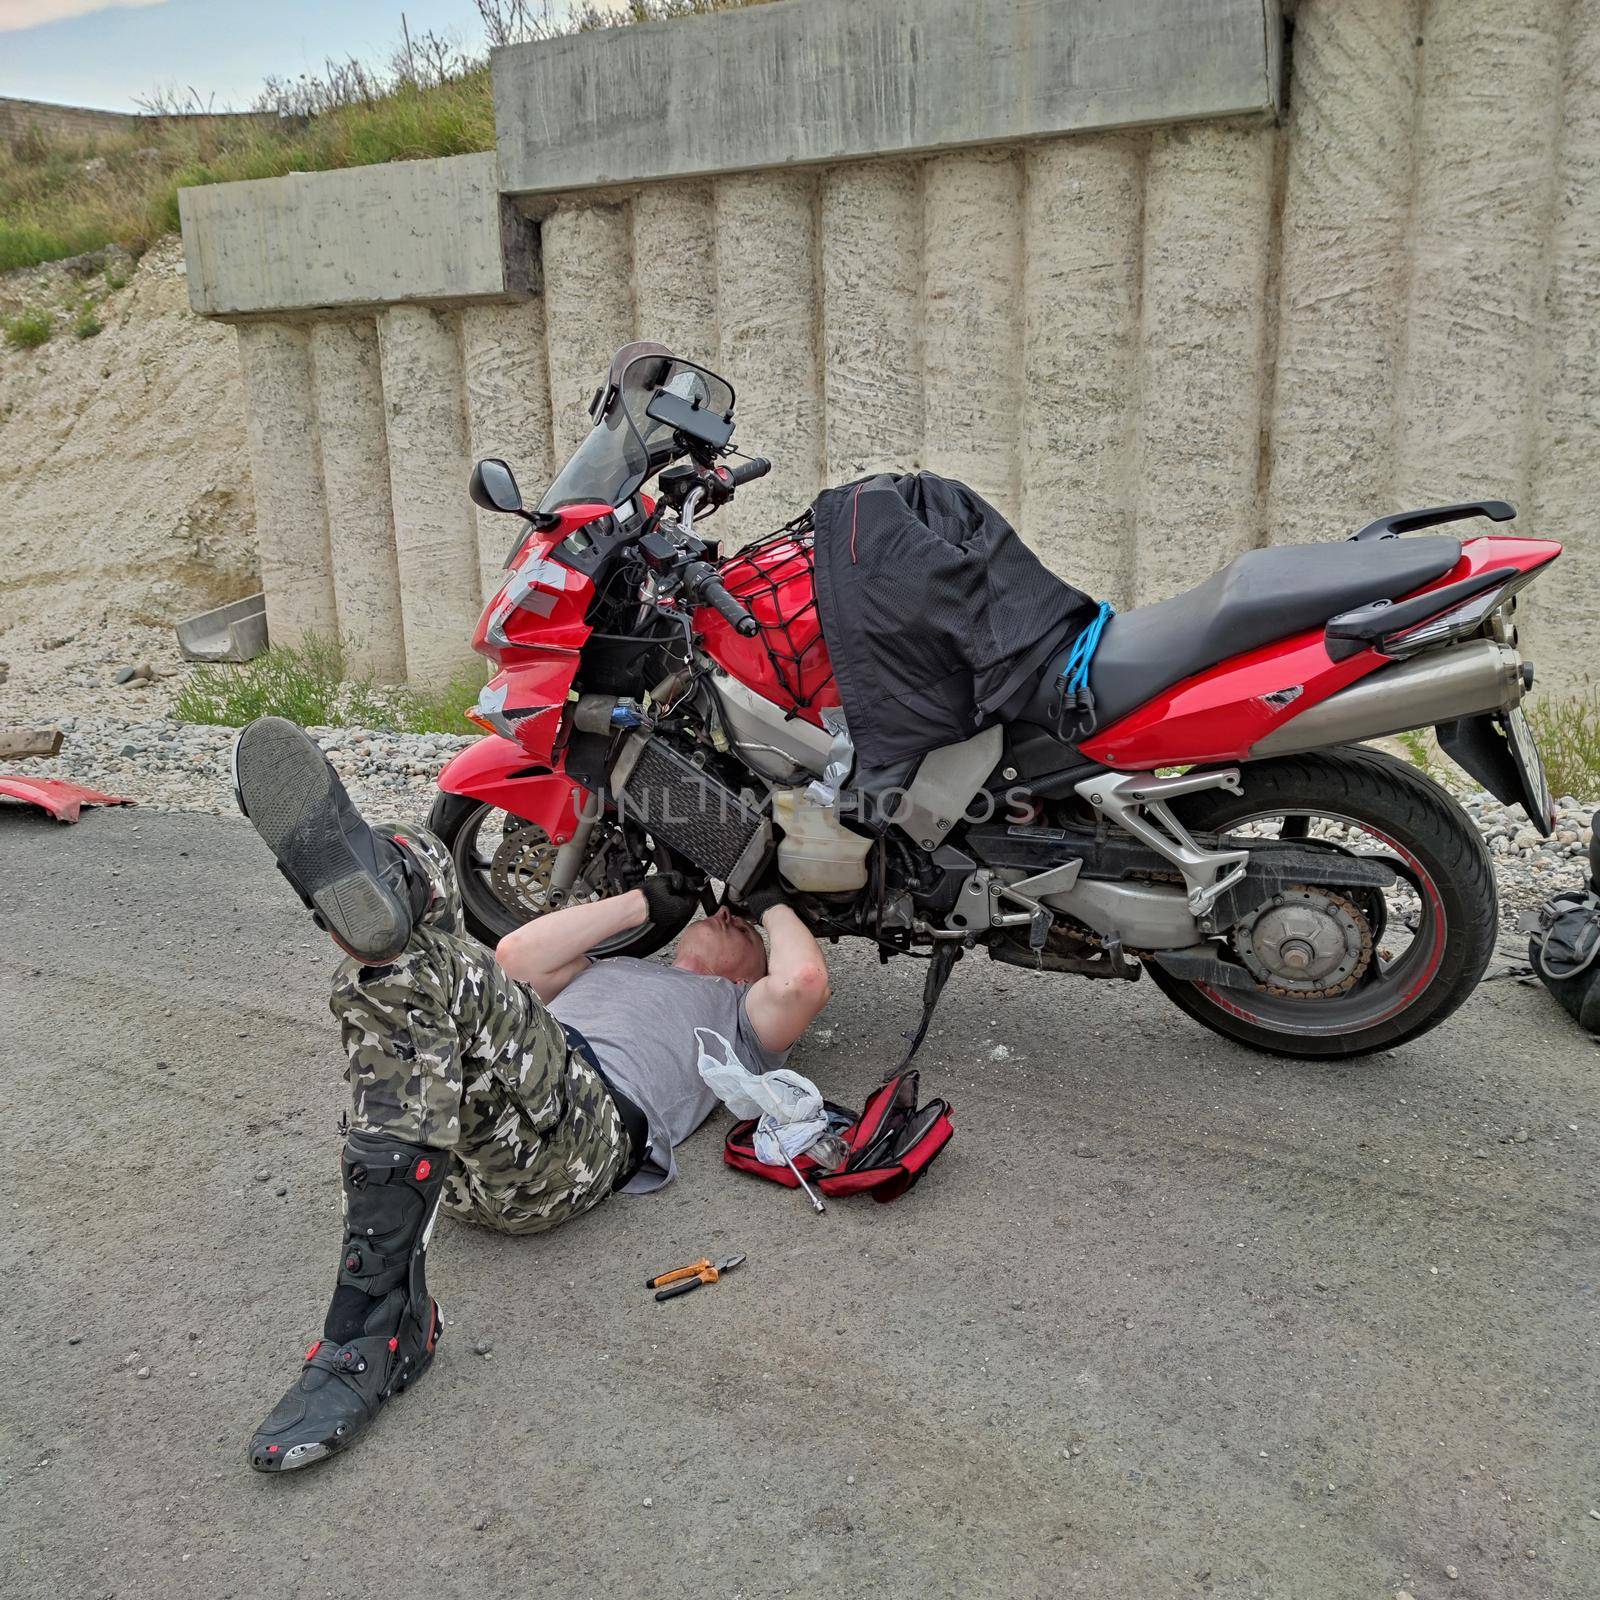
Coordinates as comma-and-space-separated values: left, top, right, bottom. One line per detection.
1149, 748, 1498, 1058
427, 791, 700, 953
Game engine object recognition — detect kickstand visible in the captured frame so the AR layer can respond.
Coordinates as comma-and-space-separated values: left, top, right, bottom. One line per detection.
893, 941, 963, 1074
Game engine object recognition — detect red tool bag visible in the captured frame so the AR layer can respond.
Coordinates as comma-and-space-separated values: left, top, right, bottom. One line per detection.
723, 1070, 953, 1203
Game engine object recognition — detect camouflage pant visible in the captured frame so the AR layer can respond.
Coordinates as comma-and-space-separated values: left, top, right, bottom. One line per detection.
328, 823, 630, 1235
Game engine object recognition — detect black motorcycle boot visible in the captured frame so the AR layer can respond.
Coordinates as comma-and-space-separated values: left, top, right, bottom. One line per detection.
248, 1129, 448, 1473
231, 716, 431, 961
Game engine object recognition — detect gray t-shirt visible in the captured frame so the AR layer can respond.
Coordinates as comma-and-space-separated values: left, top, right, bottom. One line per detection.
548, 957, 787, 1193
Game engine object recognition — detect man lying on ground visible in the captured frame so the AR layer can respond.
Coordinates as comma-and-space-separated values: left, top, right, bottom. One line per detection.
230, 715, 833, 1473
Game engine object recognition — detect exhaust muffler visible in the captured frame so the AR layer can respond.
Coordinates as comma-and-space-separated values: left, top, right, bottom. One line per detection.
1250, 640, 1525, 758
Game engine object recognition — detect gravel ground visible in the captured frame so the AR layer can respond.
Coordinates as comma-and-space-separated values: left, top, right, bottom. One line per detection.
2, 630, 1595, 924
1, 630, 475, 820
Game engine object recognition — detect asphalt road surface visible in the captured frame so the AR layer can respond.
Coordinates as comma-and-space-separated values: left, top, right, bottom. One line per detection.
3, 808, 1597, 1600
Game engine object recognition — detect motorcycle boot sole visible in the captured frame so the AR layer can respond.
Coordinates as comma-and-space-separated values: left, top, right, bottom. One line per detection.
232, 715, 414, 963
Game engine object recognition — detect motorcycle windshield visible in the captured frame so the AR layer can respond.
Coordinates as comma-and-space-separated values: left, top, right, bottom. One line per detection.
537, 345, 735, 514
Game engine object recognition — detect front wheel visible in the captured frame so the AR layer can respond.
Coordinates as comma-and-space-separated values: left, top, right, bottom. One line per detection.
427, 791, 700, 953
1150, 747, 1498, 1058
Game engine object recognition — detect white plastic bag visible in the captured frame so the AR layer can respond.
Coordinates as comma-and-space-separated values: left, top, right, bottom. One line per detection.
695, 1028, 827, 1164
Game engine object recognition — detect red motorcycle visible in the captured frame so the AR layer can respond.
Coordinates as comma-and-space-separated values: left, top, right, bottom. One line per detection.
431, 342, 1560, 1059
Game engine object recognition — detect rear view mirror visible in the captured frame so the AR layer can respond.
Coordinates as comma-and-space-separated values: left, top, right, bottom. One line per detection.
470, 458, 524, 514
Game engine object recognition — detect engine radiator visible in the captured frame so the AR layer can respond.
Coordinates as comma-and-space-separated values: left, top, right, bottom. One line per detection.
610, 734, 772, 890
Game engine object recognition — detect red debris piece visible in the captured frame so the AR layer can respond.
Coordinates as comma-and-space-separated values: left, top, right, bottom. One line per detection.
0, 776, 133, 824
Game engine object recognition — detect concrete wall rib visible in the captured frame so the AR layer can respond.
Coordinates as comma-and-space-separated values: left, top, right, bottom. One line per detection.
234, 321, 338, 649
541, 204, 635, 462
375, 306, 484, 684
1393, 0, 1569, 514
921, 149, 1025, 526
308, 320, 406, 680
1268, 0, 1424, 548
714, 172, 824, 544
631, 183, 719, 368
1021, 134, 1144, 604
819, 160, 925, 487
460, 300, 556, 603
1132, 123, 1275, 606
1528, 0, 1600, 696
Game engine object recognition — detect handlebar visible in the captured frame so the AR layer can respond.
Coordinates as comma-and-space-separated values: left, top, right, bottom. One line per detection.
722, 456, 772, 489
682, 559, 759, 637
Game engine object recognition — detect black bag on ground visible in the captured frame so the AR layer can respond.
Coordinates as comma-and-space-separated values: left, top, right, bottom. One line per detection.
1524, 815, 1600, 1033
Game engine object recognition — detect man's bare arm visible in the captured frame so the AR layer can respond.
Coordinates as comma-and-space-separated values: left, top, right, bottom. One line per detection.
495, 890, 648, 1002
743, 904, 832, 1054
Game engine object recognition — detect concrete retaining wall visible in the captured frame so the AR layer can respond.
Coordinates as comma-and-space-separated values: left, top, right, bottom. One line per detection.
0, 96, 285, 150
0, 97, 139, 146
179, 0, 1600, 699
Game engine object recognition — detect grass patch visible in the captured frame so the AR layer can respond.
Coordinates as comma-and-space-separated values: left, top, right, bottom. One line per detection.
73, 305, 103, 339
174, 632, 483, 735
1395, 728, 1440, 783
3, 305, 52, 349
0, 1, 777, 273
1526, 690, 1600, 804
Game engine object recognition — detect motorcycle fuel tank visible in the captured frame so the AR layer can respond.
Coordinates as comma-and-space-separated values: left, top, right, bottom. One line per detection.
694, 527, 839, 729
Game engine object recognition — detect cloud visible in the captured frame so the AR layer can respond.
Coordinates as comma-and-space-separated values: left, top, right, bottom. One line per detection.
0, 0, 169, 34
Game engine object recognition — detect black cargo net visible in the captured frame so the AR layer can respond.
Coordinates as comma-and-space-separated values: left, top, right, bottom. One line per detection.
717, 509, 836, 714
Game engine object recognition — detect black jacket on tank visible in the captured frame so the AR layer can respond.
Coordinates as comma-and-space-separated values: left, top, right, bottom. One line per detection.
810, 472, 1098, 770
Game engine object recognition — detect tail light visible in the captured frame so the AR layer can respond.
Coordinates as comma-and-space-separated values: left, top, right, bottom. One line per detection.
1326, 566, 1540, 662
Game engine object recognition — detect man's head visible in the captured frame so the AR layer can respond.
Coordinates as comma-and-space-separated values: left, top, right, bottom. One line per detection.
673, 905, 769, 984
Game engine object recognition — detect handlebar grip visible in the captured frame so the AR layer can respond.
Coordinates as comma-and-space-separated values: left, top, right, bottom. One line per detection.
684, 560, 761, 637
708, 581, 761, 638
726, 456, 772, 488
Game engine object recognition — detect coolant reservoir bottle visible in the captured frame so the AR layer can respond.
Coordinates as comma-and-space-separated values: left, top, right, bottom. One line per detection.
772, 787, 873, 893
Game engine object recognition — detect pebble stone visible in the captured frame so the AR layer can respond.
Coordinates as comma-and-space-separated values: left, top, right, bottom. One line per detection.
474, 1339, 493, 1357
135, 1366, 151, 1379
253, 1169, 271, 1182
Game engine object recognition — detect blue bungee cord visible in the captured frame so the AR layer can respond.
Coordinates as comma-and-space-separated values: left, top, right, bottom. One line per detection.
1060, 600, 1115, 697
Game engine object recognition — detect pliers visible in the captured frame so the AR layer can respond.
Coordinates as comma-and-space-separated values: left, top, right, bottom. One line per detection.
647, 1254, 746, 1302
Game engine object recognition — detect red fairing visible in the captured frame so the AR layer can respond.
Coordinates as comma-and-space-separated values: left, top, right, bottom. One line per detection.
473, 504, 608, 665
435, 737, 587, 844
483, 655, 582, 765
1080, 535, 1562, 770
695, 530, 840, 727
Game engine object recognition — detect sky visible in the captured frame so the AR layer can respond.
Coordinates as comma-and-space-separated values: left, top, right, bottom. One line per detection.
0, 0, 568, 111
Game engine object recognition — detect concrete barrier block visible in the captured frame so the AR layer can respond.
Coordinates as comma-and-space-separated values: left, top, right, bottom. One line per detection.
494, 0, 1282, 195
180, 152, 533, 318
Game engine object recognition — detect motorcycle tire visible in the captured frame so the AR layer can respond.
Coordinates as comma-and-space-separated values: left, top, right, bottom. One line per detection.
1150, 746, 1498, 1059
427, 791, 699, 956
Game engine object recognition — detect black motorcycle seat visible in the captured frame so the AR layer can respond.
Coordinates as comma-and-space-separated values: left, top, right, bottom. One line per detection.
1024, 536, 1464, 735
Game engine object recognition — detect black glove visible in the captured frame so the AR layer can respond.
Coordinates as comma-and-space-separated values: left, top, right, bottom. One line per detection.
735, 863, 788, 924
639, 870, 695, 925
